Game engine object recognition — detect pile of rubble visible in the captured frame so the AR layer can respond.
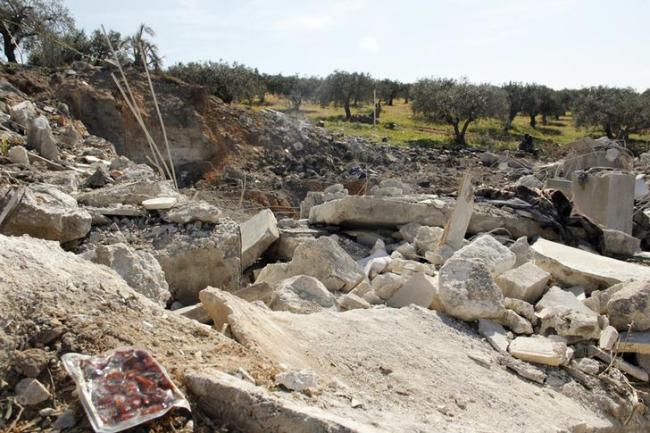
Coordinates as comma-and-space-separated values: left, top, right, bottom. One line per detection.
1, 62, 650, 432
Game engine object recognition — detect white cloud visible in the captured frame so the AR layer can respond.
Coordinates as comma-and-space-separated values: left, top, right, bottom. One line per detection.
273, 14, 335, 31
271, 0, 368, 32
357, 36, 380, 53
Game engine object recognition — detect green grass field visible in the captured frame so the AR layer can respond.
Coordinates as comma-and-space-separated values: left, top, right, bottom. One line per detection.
247, 95, 650, 153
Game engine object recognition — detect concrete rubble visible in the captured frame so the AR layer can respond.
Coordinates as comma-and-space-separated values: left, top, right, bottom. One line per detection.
2, 66, 650, 432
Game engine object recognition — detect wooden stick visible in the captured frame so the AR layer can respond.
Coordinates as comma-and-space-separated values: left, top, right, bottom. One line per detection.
138, 41, 178, 190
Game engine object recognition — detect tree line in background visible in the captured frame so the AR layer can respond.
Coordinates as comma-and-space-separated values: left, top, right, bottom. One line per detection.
2, 0, 650, 146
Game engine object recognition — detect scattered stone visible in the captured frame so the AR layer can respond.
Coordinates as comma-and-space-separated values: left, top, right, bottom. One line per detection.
338, 293, 372, 310
8, 145, 29, 165
52, 409, 77, 430
1, 185, 91, 243
256, 237, 364, 293
495, 262, 550, 304
162, 200, 221, 224
84, 164, 113, 188
438, 173, 474, 251
142, 196, 178, 210
497, 310, 533, 335
531, 238, 650, 290
589, 345, 649, 382
399, 222, 422, 243
77, 180, 177, 207
509, 236, 531, 267
478, 319, 510, 353
571, 358, 601, 375
275, 369, 319, 392
15, 378, 50, 406
498, 354, 547, 384
602, 229, 641, 256
94, 243, 170, 305
503, 298, 537, 325
536, 287, 600, 341
467, 351, 492, 368
26, 116, 58, 161
508, 335, 570, 367
387, 272, 441, 310
607, 280, 650, 331
13, 348, 49, 378
174, 304, 212, 324
438, 258, 505, 321
271, 275, 337, 314
9, 100, 36, 128
452, 234, 516, 276
371, 272, 405, 300
235, 282, 276, 305
241, 209, 280, 269
599, 326, 619, 351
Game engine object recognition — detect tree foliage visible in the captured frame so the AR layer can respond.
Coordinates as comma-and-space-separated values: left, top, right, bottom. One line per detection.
263, 74, 321, 110
168, 61, 265, 104
0, 0, 73, 63
319, 70, 373, 120
376, 79, 402, 106
573, 86, 650, 139
411, 78, 507, 146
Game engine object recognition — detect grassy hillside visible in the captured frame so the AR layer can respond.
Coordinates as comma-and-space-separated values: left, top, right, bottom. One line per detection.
248, 95, 650, 153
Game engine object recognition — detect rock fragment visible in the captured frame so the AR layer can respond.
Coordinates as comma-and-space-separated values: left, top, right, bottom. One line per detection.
607, 280, 650, 331
387, 272, 441, 310
15, 378, 50, 406
452, 234, 516, 276
508, 335, 570, 367
495, 262, 550, 303
241, 209, 280, 269
271, 275, 337, 314
478, 319, 510, 353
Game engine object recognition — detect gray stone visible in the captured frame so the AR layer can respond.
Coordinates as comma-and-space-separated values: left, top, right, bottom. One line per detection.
438, 257, 505, 321
271, 275, 337, 314
13, 348, 49, 378
496, 310, 533, 335
478, 319, 510, 353
503, 298, 537, 325
452, 234, 516, 276
235, 282, 276, 305
174, 304, 212, 324
241, 209, 280, 270
509, 236, 531, 267
601, 229, 641, 257
413, 226, 444, 255
531, 238, 650, 290
26, 116, 58, 161
142, 196, 177, 210
9, 100, 36, 128
162, 199, 222, 224
338, 293, 372, 310
498, 354, 547, 384
571, 358, 601, 375
508, 335, 570, 367
387, 272, 440, 310
8, 145, 29, 165
77, 180, 178, 207
598, 326, 619, 351
94, 243, 170, 305
84, 164, 113, 188
1, 185, 91, 243
371, 272, 405, 300
495, 262, 550, 304
256, 237, 364, 293
398, 222, 422, 243
607, 280, 650, 331
15, 378, 50, 406
536, 287, 601, 340
275, 369, 319, 392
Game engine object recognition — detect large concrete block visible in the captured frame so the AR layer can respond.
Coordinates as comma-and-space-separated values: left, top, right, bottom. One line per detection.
240, 209, 280, 269
509, 335, 569, 367
386, 272, 440, 310
571, 170, 635, 234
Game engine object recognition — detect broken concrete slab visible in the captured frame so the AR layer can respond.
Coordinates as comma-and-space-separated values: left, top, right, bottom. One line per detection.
607, 280, 650, 331
338, 293, 372, 310
185, 369, 385, 433
1, 185, 91, 243
508, 335, 569, 367
438, 257, 505, 321
386, 272, 440, 310
599, 326, 619, 351
256, 237, 364, 293
509, 236, 531, 267
93, 243, 170, 305
371, 272, 405, 300
413, 225, 444, 255
271, 275, 337, 314
235, 282, 276, 305
478, 319, 510, 353
496, 262, 550, 303
531, 238, 650, 290
155, 221, 241, 305
589, 345, 648, 382
241, 209, 280, 270
437, 173, 473, 251
498, 354, 547, 384
9, 100, 36, 128
503, 298, 537, 325
452, 234, 516, 276
571, 170, 635, 235
496, 310, 533, 335
77, 180, 178, 207
142, 196, 178, 210
275, 369, 319, 393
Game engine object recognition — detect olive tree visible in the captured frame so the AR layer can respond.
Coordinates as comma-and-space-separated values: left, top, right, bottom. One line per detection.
319, 70, 373, 120
377, 79, 402, 106
573, 86, 649, 140
0, 0, 73, 63
411, 78, 507, 146
502, 81, 525, 130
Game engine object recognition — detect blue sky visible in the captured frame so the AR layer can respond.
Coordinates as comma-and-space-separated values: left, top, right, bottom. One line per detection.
66, 0, 650, 90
